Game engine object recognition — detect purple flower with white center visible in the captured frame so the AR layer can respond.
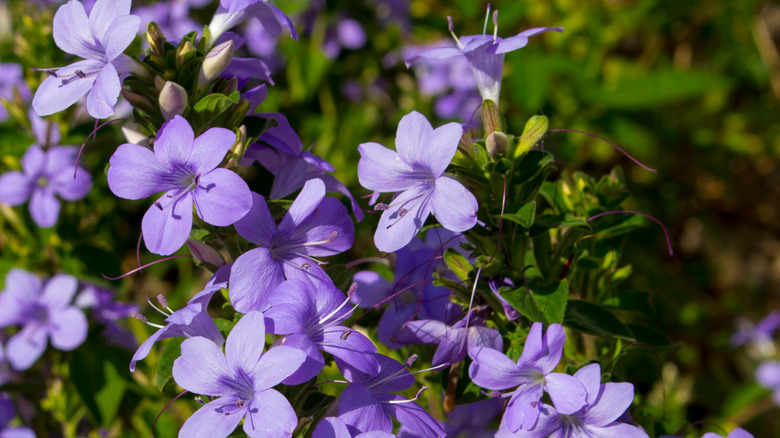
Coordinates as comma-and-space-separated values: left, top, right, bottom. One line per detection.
209, 0, 297, 45
404, 307, 502, 366
0, 269, 87, 371
313, 416, 395, 438
498, 363, 648, 438
172, 311, 305, 438
130, 265, 229, 372
357, 110, 477, 253
0, 112, 92, 228
263, 279, 379, 384
75, 284, 138, 349
469, 323, 587, 432
32, 0, 141, 119
107, 115, 252, 256
756, 359, 780, 406
0, 63, 31, 122
731, 310, 780, 357
336, 354, 445, 438
229, 178, 354, 313
0, 393, 35, 438
405, 9, 561, 105
700, 428, 755, 438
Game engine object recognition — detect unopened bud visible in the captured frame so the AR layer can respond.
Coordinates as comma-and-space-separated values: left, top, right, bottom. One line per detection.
159, 81, 189, 120
223, 125, 245, 168
481, 99, 502, 135
121, 89, 154, 110
220, 76, 239, 95
187, 239, 225, 269
485, 131, 509, 157
176, 40, 196, 69
198, 40, 234, 89
145, 22, 165, 57
153, 75, 166, 91
514, 115, 548, 158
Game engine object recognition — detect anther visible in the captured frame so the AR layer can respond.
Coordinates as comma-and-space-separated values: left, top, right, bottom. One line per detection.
154, 202, 164, 211
75, 70, 87, 79
133, 313, 148, 323
194, 396, 205, 405
46, 70, 58, 78
492, 10, 499, 43
236, 399, 244, 407
340, 330, 352, 341
405, 354, 418, 368
157, 294, 169, 309
397, 208, 408, 218
347, 282, 358, 299
447, 16, 464, 50
301, 263, 311, 270
374, 203, 389, 211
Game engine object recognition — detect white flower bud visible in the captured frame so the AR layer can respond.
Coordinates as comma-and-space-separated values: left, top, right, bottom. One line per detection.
159, 81, 188, 120
197, 40, 234, 89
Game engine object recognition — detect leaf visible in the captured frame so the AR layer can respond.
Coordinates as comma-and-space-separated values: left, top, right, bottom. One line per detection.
501, 280, 569, 325
626, 324, 672, 348
156, 338, 185, 391
324, 264, 355, 291
503, 201, 536, 229
564, 300, 634, 340
215, 318, 235, 338
602, 291, 655, 319
70, 349, 130, 427
190, 92, 240, 133
514, 150, 554, 184
444, 248, 473, 282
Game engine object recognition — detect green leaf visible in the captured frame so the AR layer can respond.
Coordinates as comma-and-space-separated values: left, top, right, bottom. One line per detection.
503, 201, 536, 229
190, 92, 240, 133
602, 291, 655, 319
444, 248, 473, 282
70, 349, 130, 427
324, 264, 355, 291
626, 323, 672, 347
514, 150, 554, 184
156, 338, 185, 391
501, 280, 569, 325
564, 300, 634, 340
215, 317, 235, 338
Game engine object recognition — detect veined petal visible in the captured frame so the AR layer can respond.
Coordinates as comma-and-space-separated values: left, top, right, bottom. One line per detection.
100, 15, 141, 61
275, 334, 324, 385
177, 396, 244, 438
357, 142, 419, 193
496, 403, 560, 438
264, 280, 316, 334
293, 197, 354, 257
574, 363, 602, 406
229, 247, 284, 313
374, 184, 434, 253
403, 319, 449, 345
32, 60, 101, 117
505, 383, 545, 431
86, 62, 120, 119
395, 111, 434, 168
312, 417, 351, 438
383, 395, 446, 438
585, 382, 635, 426
469, 347, 524, 390
495, 27, 564, 55
243, 389, 298, 437
278, 178, 326, 232
141, 190, 193, 256
107, 143, 169, 200
338, 382, 393, 434
587, 422, 650, 438
0, 172, 33, 206
154, 116, 195, 169
29, 187, 60, 228
351, 271, 392, 308
405, 47, 464, 66
430, 176, 478, 232
89, 0, 132, 43
252, 345, 306, 390
48, 306, 87, 351
234, 192, 276, 245
320, 327, 380, 377
190, 128, 236, 174
172, 337, 232, 396
40, 274, 78, 309
433, 327, 468, 366
192, 168, 252, 226
421, 122, 463, 177
545, 372, 587, 415
6, 322, 48, 370
225, 311, 266, 371
467, 325, 504, 352
52, 0, 102, 60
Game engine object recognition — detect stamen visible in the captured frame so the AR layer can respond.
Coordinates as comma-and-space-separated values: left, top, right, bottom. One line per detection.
102, 254, 193, 280
387, 386, 429, 404
374, 203, 389, 211
492, 10, 499, 43
75, 70, 87, 78
340, 330, 352, 341
194, 396, 205, 405
405, 354, 419, 368
146, 296, 172, 317
46, 70, 58, 78
302, 231, 338, 247
319, 293, 359, 326
133, 313, 165, 329
157, 294, 169, 310
548, 128, 657, 172
447, 16, 464, 50
483, 3, 491, 35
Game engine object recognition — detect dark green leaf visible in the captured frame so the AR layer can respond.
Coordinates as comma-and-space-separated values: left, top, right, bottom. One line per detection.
501, 280, 569, 325
70, 349, 129, 427
156, 338, 185, 391
627, 323, 672, 347
190, 93, 239, 133
602, 291, 655, 319
444, 248, 473, 282
503, 201, 536, 229
564, 300, 634, 340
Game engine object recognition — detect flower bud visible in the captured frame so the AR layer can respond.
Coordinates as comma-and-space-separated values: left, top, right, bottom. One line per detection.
158, 81, 188, 120
485, 130, 509, 157
145, 22, 165, 57
197, 40, 234, 90
176, 40, 196, 69
514, 115, 548, 158
187, 239, 225, 270
481, 99, 502, 135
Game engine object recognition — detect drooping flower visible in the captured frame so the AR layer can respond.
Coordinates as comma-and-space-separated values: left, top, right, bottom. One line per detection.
262, 279, 379, 384
209, 0, 297, 45
130, 265, 229, 372
405, 10, 562, 105
469, 323, 587, 432
357, 110, 477, 253
229, 178, 354, 313
496, 363, 648, 438
0, 112, 92, 228
32, 0, 142, 119
336, 355, 445, 438
0, 269, 87, 371
107, 115, 252, 255
172, 311, 305, 438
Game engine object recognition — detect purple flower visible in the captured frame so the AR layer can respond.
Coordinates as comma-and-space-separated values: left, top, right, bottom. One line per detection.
130, 266, 229, 372
701, 428, 755, 438
172, 311, 305, 438
357, 111, 477, 253
32, 0, 141, 119
440, 398, 503, 438
323, 17, 367, 59
75, 284, 138, 349
229, 178, 354, 313
336, 355, 445, 438
263, 279, 379, 384
0, 63, 31, 122
313, 416, 395, 438
0, 393, 35, 438
756, 360, 780, 406
488, 277, 521, 321
498, 363, 647, 438
107, 115, 252, 256
731, 310, 780, 357
469, 323, 587, 431
0, 112, 92, 228
0, 269, 87, 371
406, 12, 561, 105
134, 0, 204, 43
209, 0, 297, 44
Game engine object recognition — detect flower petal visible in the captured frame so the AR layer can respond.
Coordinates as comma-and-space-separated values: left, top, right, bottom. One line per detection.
48, 306, 88, 351
107, 144, 169, 200
190, 127, 236, 174
29, 187, 60, 228
337, 382, 393, 434
320, 326, 380, 377
0, 269, 41, 327
173, 337, 231, 396
192, 168, 252, 226
312, 417, 351, 438
88, 0, 132, 42
574, 363, 602, 406
275, 334, 324, 385
357, 142, 418, 193
351, 271, 392, 308
52, 0, 102, 59
495, 27, 564, 55
6, 322, 48, 370
234, 192, 276, 245
154, 116, 195, 169
422, 122, 463, 177
86, 62, 120, 119
243, 389, 298, 437
277, 178, 326, 232
252, 345, 306, 390
430, 176, 477, 232
433, 327, 467, 366
22, 145, 46, 178
293, 197, 354, 257
587, 422, 650, 438
225, 311, 266, 371
264, 280, 315, 334
469, 347, 524, 390
383, 395, 445, 438
32, 60, 100, 117
100, 15, 141, 60
467, 325, 504, 353
585, 382, 635, 426
545, 372, 587, 415
141, 191, 193, 256
178, 396, 244, 438
374, 185, 434, 253
505, 383, 544, 431
0, 172, 33, 206
394, 111, 434, 168
40, 274, 78, 309
229, 247, 285, 313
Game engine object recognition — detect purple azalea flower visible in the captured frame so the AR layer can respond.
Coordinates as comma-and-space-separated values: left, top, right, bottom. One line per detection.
107, 115, 252, 256
406, 12, 561, 105
357, 110, 477, 253
263, 279, 379, 384
731, 310, 780, 357
404, 308, 502, 366
172, 311, 305, 438
313, 416, 395, 438
0, 63, 31, 122
0, 269, 87, 371
0, 112, 92, 228
209, 0, 297, 44
352, 234, 460, 348
0, 394, 35, 438
32, 0, 141, 119
756, 359, 780, 406
336, 354, 445, 438
498, 363, 647, 438
130, 266, 229, 372
701, 428, 755, 438
229, 178, 354, 313
469, 323, 587, 432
